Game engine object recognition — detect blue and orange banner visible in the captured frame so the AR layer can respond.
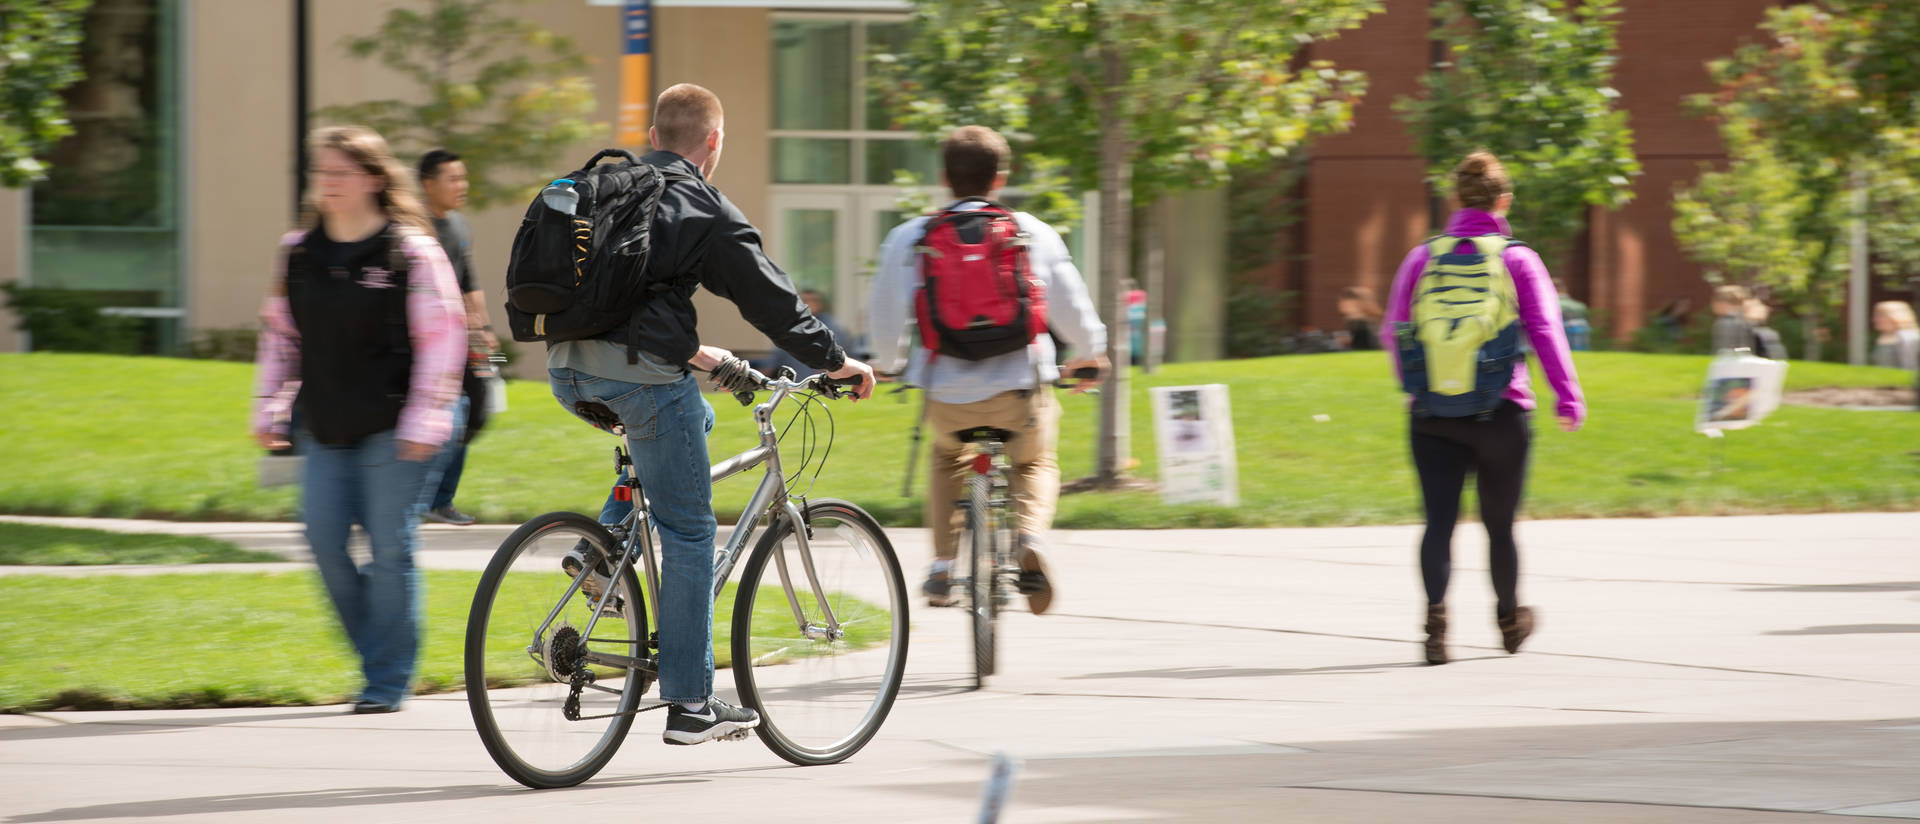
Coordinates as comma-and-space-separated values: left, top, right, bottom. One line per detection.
617, 1, 652, 147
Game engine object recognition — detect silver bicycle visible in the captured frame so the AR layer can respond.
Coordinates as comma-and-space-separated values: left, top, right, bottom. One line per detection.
464, 366, 909, 789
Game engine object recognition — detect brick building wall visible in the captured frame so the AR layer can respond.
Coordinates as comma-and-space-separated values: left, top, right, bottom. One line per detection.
1285, 0, 1780, 341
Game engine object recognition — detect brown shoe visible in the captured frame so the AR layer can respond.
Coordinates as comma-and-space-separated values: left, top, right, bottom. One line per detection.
1423, 604, 1448, 665
1499, 606, 1536, 654
1015, 537, 1053, 615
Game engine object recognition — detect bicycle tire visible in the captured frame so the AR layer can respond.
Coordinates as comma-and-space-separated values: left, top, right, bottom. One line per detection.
967, 474, 996, 687
731, 498, 909, 766
466, 511, 648, 789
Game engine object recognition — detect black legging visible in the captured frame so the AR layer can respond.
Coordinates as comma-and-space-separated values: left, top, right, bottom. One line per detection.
1409, 401, 1532, 618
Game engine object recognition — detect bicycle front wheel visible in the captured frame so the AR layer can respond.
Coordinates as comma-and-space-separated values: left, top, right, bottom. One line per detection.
731, 498, 908, 766
466, 511, 648, 789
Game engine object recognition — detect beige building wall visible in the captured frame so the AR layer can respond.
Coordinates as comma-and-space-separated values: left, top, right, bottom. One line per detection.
187, 0, 296, 336
656, 7, 772, 360
304, 2, 775, 375
0, 189, 24, 352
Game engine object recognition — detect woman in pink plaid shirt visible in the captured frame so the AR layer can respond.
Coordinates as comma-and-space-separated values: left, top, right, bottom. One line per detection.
251, 126, 466, 714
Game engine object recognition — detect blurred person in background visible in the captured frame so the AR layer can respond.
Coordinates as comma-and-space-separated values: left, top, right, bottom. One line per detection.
1746, 298, 1787, 360
416, 148, 493, 526
1555, 278, 1590, 351
1710, 284, 1754, 354
1338, 285, 1382, 351
1871, 300, 1920, 371
251, 125, 466, 714
764, 289, 853, 378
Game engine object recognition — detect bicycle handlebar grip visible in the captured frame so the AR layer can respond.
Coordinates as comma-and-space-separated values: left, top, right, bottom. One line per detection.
1068, 366, 1101, 380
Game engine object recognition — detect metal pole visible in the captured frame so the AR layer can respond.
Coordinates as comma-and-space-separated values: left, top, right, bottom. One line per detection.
1848, 168, 1869, 365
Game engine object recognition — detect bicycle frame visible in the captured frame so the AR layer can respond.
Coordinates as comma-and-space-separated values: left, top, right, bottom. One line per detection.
564, 374, 848, 673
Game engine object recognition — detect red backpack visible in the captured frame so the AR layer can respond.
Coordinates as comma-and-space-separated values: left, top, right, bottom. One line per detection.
913, 202, 1049, 361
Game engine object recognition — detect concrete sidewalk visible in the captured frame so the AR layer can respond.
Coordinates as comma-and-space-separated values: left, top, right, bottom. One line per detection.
3, 512, 1918, 822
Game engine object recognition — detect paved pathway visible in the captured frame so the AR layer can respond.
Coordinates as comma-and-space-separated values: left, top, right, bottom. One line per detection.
3, 512, 1918, 822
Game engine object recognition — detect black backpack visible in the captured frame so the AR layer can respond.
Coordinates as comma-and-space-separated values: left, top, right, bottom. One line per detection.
503, 149, 694, 344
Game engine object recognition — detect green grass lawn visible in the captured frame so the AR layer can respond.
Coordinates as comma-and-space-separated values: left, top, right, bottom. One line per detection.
0, 522, 279, 565
3, 351, 1916, 528
0, 570, 889, 712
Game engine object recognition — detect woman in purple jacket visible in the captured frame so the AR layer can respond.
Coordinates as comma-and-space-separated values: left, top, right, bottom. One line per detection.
1384, 152, 1587, 665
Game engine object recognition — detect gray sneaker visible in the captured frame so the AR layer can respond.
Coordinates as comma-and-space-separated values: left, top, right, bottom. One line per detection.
425, 505, 475, 526
663, 697, 760, 745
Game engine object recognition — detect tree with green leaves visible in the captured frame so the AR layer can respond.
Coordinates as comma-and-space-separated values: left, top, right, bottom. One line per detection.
0, 0, 92, 187
1395, 0, 1640, 270
876, 0, 1380, 483
317, 0, 602, 209
1672, 117, 1831, 319
1682, 2, 1920, 360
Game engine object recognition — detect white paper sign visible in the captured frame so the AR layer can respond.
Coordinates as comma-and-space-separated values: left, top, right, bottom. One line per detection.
1151, 384, 1239, 506
1696, 352, 1788, 433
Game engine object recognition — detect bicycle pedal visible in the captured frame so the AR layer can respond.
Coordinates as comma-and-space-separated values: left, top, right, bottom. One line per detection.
727, 727, 755, 741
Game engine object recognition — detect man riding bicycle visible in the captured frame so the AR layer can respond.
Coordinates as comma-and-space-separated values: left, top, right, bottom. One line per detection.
544, 83, 874, 746
866, 125, 1108, 615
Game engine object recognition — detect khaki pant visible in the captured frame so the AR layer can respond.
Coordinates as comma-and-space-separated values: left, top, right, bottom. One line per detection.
925, 388, 1061, 560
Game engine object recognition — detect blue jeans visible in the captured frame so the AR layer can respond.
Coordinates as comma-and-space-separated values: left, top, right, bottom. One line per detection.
299, 428, 430, 707
422, 396, 469, 510
549, 368, 717, 704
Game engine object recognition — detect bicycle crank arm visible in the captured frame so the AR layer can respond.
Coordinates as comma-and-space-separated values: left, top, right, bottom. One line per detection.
580, 651, 653, 672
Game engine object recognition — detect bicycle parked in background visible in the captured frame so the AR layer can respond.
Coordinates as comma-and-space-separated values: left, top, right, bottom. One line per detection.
464, 367, 909, 788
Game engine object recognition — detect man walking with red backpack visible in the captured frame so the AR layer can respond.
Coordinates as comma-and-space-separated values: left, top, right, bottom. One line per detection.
867, 125, 1107, 613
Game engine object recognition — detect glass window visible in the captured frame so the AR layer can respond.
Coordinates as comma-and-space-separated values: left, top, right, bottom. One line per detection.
864, 138, 939, 186
27, 0, 181, 353
773, 20, 852, 131
781, 209, 839, 300
774, 138, 853, 185
864, 21, 909, 132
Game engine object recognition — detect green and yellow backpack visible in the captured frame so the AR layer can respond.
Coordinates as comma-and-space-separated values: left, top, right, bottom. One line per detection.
1392, 234, 1524, 419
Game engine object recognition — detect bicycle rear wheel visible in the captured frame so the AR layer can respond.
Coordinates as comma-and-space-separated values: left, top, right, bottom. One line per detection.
966, 475, 996, 688
731, 498, 908, 766
466, 511, 649, 789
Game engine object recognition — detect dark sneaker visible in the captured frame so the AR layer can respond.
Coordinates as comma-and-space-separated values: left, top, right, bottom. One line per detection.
351, 699, 401, 714
426, 505, 475, 526
663, 698, 761, 746
1424, 604, 1448, 666
1014, 536, 1053, 615
1498, 606, 1536, 654
923, 569, 956, 608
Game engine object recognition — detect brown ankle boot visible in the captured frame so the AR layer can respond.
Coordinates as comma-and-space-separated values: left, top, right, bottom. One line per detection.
1423, 604, 1448, 665
1498, 606, 1536, 654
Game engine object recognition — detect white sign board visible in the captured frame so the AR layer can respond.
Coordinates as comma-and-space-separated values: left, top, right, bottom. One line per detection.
1150, 384, 1239, 506
1696, 352, 1789, 433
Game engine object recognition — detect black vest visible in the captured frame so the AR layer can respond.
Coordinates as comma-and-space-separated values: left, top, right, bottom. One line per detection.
286, 226, 413, 446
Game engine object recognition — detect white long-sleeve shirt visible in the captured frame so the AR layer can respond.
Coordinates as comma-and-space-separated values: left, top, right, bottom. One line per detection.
867, 200, 1107, 404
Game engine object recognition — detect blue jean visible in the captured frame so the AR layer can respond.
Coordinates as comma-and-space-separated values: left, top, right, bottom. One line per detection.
549, 368, 717, 704
299, 428, 430, 706
423, 396, 469, 510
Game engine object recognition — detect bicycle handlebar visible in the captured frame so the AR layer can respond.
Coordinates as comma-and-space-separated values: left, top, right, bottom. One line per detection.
710, 359, 867, 405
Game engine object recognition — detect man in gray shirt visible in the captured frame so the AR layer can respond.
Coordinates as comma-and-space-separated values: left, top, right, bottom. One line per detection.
418, 149, 490, 525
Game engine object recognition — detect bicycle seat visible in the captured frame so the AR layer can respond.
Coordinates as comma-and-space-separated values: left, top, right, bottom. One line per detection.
954, 427, 1016, 444
573, 401, 624, 433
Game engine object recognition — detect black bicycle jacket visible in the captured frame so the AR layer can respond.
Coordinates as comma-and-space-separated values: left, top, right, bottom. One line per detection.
587, 151, 846, 372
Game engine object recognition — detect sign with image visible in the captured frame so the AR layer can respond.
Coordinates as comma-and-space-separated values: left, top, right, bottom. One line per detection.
1150, 384, 1239, 506
1697, 352, 1788, 433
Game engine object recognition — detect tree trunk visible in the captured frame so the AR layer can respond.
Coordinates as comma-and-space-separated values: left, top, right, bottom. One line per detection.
1847, 168, 1870, 365
1096, 43, 1132, 484
1144, 199, 1165, 373
1802, 310, 1820, 362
